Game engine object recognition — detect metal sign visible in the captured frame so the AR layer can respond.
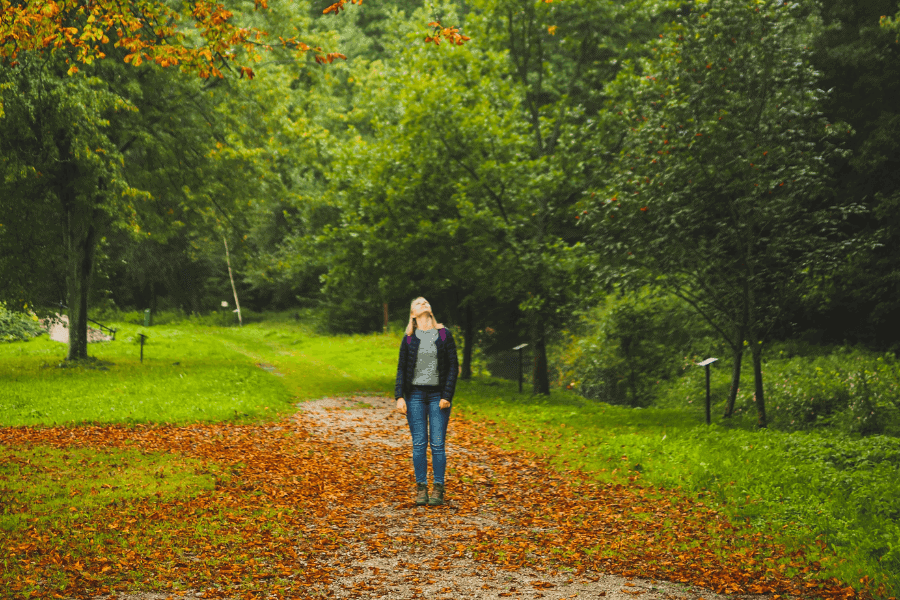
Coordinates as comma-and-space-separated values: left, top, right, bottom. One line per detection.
697, 357, 718, 424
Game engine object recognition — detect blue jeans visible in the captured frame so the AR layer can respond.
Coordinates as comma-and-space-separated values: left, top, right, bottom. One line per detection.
406, 385, 451, 485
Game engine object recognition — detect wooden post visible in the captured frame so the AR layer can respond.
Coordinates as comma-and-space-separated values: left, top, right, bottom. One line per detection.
383, 302, 389, 334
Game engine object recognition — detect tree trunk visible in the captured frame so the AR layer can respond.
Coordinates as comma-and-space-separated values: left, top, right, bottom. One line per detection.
63, 207, 100, 361
722, 341, 744, 418
60, 155, 100, 361
223, 234, 242, 327
531, 313, 550, 395
461, 300, 474, 380
189, 264, 201, 315
750, 342, 768, 428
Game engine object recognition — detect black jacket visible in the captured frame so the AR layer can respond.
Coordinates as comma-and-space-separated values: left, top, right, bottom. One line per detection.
395, 326, 459, 403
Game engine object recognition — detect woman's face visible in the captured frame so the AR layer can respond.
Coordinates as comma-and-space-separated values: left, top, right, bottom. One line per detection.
411, 298, 431, 320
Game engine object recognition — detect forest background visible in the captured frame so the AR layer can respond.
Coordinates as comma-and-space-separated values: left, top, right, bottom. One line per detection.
4, 0, 900, 425
2, 0, 900, 595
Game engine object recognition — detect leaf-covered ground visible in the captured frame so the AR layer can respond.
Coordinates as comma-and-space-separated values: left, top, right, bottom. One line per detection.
1, 395, 869, 600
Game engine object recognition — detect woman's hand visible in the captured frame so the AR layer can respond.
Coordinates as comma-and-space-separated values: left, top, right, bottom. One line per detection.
396, 398, 407, 414
439, 399, 450, 409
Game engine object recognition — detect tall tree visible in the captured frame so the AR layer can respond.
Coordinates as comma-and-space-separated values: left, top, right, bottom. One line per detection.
0, 1, 275, 357
0, 0, 440, 358
793, 0, 900, 352
579, 0, 856, 427
0, 56, 147, 358
424, 0, 640, 394
304, 2, 598, 382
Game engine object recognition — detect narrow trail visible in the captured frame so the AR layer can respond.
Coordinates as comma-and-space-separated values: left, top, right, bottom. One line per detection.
276, 394, 772, 600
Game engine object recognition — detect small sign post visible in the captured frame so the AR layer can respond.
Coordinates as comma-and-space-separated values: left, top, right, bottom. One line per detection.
138, 333, 148, 363
697, 357, 719, 425
513, 343, 528, 393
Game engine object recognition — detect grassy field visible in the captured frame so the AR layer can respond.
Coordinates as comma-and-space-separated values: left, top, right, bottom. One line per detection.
1, 312, 898, 599
0, 315, 396, 426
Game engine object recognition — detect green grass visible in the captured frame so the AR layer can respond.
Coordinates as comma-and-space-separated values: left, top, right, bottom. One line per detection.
0, 444, 222, 531
213, 319, 397, 402
0, 321, 300, 426
0, 313, 400, 426
2, 313, 898, 598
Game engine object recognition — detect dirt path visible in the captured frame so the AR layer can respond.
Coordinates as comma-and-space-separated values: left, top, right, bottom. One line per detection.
233, 395, 769, 600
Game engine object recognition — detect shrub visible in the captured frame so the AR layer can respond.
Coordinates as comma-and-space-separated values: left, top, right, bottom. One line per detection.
755, 348, 900, 436
551, 287, 716, 407
0, 302, 44, 343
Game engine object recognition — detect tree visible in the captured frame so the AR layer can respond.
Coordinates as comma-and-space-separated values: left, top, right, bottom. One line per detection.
0, 0, 285, 358
314, 8, 529, 354
792, 0, 900, 352
0, 0, 354, 76
300, 1, 601, 384
417, 0, 643, 394
579, 0, 855, 427
0, 0, 465, 359
0, 55, 150, 358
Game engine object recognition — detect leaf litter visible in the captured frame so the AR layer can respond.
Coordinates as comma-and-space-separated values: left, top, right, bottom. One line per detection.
0, 395, 872, 600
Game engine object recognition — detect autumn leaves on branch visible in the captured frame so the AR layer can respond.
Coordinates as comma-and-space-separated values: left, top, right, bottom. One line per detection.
323, 0, 470, 47
0, 0, 470, 77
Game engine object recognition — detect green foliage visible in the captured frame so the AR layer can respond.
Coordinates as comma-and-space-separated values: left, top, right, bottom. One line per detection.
551, 287, 717, 407
0, 54, 144, 316
654, 341, 900, 436
596, 4, 848, 273
0, 302, 44, 343
582, 0, 856, 290
878, 8, 900, 43
309, 5, 537, 334
576, 0, 861, 426
759, 350, 900, 436
798, 0, 900, 352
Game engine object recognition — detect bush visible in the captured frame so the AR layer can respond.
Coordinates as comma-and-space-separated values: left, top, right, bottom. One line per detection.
0, 302, 44, 343
317, 295, 383, 335
550, 287, 717, 407
656, 341, 900, 436
762, 348, 900, 436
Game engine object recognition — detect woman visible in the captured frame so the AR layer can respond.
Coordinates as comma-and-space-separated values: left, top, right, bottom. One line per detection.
395, 296, 459, 506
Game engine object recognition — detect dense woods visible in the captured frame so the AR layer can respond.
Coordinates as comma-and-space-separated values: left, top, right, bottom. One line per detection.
2, 0, 899, 423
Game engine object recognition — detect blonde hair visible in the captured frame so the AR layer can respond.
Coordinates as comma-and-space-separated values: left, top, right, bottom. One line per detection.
404, 296, 444, 336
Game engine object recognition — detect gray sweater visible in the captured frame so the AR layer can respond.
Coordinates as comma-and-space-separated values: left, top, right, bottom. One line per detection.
411, 327, 440, 386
